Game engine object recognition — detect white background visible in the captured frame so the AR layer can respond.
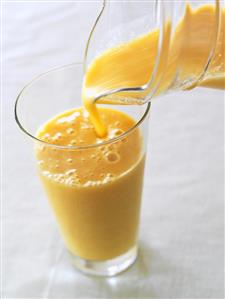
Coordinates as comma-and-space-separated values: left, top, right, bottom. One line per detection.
2, 2, 224, 299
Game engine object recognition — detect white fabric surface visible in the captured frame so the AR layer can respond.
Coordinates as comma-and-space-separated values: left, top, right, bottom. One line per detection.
2, 2, 224, 299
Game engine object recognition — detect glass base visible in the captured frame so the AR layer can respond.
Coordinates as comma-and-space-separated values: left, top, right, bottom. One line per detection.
68, 245, 138, 277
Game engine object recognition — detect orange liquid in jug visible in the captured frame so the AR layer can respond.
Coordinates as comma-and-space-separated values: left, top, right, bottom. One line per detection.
83, 4, 224, 136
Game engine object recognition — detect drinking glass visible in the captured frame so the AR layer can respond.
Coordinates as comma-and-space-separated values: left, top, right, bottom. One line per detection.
15, 63, 150, 276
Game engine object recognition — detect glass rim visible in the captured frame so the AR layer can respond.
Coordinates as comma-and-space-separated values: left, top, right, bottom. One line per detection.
15, 63, 151, 151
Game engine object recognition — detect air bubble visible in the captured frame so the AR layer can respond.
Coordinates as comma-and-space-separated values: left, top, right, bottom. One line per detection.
108, 128, 124, 139
70, 140, 76, 145
102, 175, 113, 183
114, 129, 123, 136
81, 123, 91, 129
67, 158, 73, 163
100, 146, 106, 152
55, 132, 62, 138
43, 133, 50, 141
52, 132, 62, 141
66, 177, 76, 185
56, 177, 64, 184
84, 181, 93, 187
107, 145, 114, 151
105, 151, 120, 163
66, 169, 77, 176
106, 173, 114, 178
67, 128, 74, 134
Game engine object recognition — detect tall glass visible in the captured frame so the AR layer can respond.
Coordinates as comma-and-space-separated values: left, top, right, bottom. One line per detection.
15, 63, 150, 276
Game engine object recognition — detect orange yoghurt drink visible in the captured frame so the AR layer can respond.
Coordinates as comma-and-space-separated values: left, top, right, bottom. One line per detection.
36, 106, 148, 265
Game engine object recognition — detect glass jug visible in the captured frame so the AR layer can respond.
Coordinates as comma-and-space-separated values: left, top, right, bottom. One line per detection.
83, 0, 224, 105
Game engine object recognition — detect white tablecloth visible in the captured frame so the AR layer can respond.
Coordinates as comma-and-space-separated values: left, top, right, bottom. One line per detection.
2, 2, 224, 299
